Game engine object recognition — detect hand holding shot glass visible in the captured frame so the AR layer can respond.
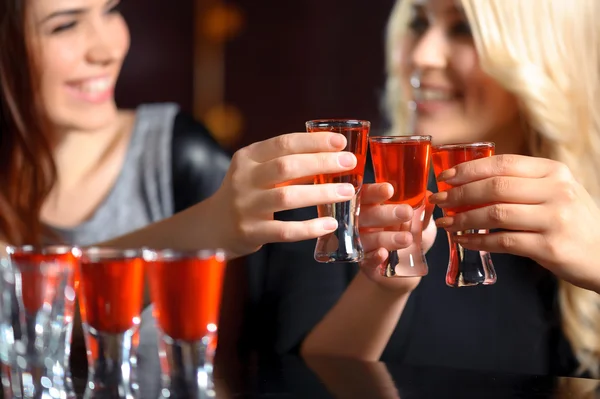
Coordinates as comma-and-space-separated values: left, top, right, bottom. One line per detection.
306, 119, 370, 263
431, 142, 497, 287
369, 135, 432, 277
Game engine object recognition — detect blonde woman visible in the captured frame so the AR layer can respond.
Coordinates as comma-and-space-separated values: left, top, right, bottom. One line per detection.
241, 0, 600, 379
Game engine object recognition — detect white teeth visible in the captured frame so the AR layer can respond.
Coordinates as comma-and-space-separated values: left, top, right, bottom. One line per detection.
78, 78, 111, 94
414, 89, 455, 101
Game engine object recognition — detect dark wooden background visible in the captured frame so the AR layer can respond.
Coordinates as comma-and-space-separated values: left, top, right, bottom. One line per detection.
116, 0, 396, 150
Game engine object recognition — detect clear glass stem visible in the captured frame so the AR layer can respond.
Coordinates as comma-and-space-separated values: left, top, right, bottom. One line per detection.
83, 326, 138, 399
381, 205, 428, 277
445, 230, 496, 287
158, 333, 215, 399
314, 193, 363, 263
2, 362, 76, 399
0, 262, 76, 399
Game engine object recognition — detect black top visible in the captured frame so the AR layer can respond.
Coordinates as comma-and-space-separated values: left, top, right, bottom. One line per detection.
167, 119, 578, 377
171, 111, 231, 213
219, 160, 579, 377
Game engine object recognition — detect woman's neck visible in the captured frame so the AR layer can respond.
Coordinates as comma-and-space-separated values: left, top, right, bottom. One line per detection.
50, 111, 134, 188
41, 110, 137, 228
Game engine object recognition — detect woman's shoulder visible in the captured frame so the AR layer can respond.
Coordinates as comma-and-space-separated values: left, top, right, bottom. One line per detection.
157, 105, 232, 212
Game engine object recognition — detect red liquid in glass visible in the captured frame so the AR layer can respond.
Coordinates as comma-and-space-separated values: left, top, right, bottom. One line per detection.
148, 256, 225, 341
431, 145, 494, 215
79, 257, 144, 333
11, 252, 77, 313
370, 140, 431, 208
309, 126, 369, 189
432, 144, 496, 287
275, 176, 314, 187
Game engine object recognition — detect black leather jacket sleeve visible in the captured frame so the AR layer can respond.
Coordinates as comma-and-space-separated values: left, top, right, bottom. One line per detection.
171, 112, 232, 213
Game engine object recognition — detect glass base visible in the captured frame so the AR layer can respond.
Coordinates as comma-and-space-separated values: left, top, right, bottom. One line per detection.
158, 332, 216, 399
314, 245, 363, 263
314, 195, 363, 263
380, 206, 428, 277
83, 325, 139, 399
1, 362, 76, 399
380, 248, 428, 277
445, 230, 497, 287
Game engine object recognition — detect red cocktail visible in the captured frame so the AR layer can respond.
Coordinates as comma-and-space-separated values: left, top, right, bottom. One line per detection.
77, 248, 143, 396
370, 135, 431, 277
431, 142, 497, 287
307, 119, 370, 263
144, 249, 226, 397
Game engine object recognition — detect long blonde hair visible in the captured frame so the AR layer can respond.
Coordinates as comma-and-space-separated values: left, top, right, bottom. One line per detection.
384, 0, 600, 377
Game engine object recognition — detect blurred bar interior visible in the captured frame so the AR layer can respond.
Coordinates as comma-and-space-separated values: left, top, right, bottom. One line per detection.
116, 0, 396, 151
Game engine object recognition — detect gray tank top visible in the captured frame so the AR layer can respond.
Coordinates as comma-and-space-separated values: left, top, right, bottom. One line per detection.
50, 103, 179, 245
50, 103, 185, 393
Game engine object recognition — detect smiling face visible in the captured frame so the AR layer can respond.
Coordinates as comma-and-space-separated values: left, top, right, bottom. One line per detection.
397, 0, 522, 147
27, 0, 130, 133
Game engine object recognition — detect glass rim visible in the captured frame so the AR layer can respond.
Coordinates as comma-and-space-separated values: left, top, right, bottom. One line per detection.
6, 245, 79, 256
141, 248, 226, 262
432, 142, 495, 150
369, 135, 431, 143
306, 119, 371, 128
80, 247, 140, 261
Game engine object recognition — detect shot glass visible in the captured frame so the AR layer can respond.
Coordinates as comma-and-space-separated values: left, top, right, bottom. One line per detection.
77, 248, 144, 398
143, 249, 226, 399
306, 119, 370, 263
369, 135, 432, 277
0, 245, 79, 399
431, 142, 497, 287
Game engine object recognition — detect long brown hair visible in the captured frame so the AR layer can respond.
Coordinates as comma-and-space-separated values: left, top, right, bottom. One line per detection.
0, 0, 57, 245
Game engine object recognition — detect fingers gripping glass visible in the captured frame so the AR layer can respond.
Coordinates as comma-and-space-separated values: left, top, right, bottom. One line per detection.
306, 119, 370, 263
431, 142, 497, 287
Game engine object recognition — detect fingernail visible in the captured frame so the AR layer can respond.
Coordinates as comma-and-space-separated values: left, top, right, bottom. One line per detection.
336, 184, 355, 197
380, 182, 394, 196
454, 236, 467, 244
323, 219, 338, 231
394, 205, 412, 220
437, 168, 457, 182
393, 232, 412, 246
338, 152, 357, 168
330, 134, 347, 148
429, 191, 448, 204
435, 217, 454, 228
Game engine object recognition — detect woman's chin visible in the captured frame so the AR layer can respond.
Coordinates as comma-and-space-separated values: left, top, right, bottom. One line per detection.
52, 103, 119, 133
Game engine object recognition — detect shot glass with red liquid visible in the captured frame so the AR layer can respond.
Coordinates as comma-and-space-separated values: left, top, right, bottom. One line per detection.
369, 135, 432, 277
306, 119, 370, 263
431, 142, 497, 287
77, 247, 144, 398
143, 249, 226, 399
0, 246, 79, 399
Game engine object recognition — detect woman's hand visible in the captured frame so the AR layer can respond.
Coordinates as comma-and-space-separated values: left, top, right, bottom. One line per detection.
357, 185, 436, 294
428, 154, 600, 293
300, 186, 436, 360
208, 132, 358, 258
